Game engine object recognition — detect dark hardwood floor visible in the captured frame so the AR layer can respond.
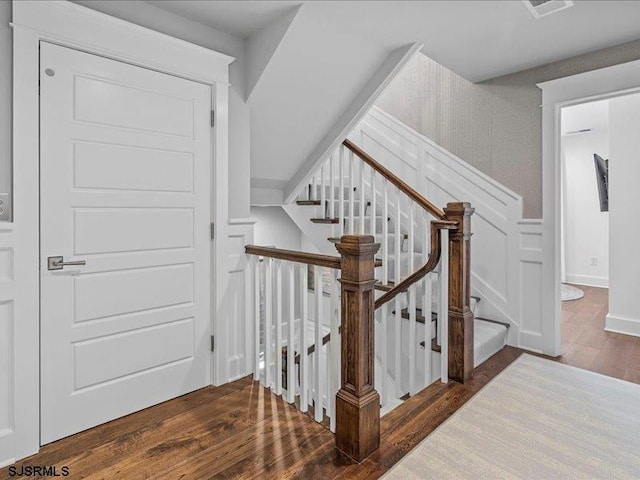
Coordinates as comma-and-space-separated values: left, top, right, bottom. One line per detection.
560, 284, 640, 384
4, 293, 638, 479
1, 347, 523, 480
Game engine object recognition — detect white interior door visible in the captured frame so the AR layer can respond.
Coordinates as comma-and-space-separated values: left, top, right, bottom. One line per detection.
40, 42, 212, 444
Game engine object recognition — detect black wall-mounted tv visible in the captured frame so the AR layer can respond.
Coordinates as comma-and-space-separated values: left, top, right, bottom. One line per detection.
593, 153, 609, 212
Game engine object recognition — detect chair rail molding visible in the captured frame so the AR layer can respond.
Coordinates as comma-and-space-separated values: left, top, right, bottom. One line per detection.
538, 57, 640, 354
7, 0, 233, 466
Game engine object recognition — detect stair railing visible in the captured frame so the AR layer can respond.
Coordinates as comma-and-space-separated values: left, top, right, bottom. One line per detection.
246, 139, 474, 462
245, 246, 342, 432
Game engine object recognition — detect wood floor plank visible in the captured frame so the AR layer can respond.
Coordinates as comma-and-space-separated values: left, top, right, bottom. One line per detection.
559, 285, 640, 384
5, 288, 640, 479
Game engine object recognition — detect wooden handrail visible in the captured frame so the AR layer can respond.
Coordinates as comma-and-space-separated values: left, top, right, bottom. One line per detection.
245, 245, 341, 269
374, 219, 457, 309
343, 139, 446, 220
246, 245, 382, 269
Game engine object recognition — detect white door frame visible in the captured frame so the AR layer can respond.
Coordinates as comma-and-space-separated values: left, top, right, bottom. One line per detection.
9, 0, 233, 463
538, 59, 640, 356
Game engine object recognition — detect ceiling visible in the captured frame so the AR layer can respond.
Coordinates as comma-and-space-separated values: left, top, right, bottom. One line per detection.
149, 1, 640, 82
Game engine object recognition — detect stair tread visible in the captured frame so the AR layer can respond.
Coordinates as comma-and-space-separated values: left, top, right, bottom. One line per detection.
374, 281, 395, 292
310, 217, 339, 224
297, 200, 321, 206
419, 338, 441, 353
392, 307, 437, 324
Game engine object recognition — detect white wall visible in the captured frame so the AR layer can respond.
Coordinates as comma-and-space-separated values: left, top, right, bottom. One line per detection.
561, 102, 610, 287
607, 92, 640, 337
251, 206, 302, 251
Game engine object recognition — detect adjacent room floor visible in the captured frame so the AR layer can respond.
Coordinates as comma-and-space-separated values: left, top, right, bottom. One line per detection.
560, 284, 640, 383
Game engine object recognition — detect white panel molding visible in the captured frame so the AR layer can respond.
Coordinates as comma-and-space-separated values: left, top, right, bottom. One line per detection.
9, 0, 232, 465
538, 58, 640, 356
343, 107, 549, 349
218, 218, 257, 383
565, 274, 609, 289
0, 226, 15, 468
605, 314, 640, 338
517, 220, 544, 351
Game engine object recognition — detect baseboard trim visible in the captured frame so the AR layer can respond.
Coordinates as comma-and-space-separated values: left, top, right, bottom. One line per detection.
605, 314, 640, 338
564, 274, 609, 289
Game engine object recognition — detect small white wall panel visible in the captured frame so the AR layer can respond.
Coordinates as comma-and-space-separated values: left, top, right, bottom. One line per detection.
0, 301, 12, 432
0, 226, 15, 466
74, 208, 193, 254
73, 318, 194, 389
73, 76, 194, 138
221, 220, 256, 383
74, 264, 194, 322
0, 249, 12, 281
73, 142, 194, 193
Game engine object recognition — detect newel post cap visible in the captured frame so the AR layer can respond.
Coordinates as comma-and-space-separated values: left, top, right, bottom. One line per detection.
335, 235, 380, 256
444, 202, 475, 217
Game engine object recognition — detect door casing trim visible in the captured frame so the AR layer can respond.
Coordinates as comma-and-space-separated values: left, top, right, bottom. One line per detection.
538, 58, 640, 356
10, 0, 233, 463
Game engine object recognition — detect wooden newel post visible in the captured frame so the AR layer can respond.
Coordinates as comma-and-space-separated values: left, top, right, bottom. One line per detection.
444, 202, 475, 383
335, 235, 381, 462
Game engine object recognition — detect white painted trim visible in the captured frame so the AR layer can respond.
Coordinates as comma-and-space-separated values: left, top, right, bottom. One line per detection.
9, 0, 232, 465
538, 58, 640, 357
605, 314, 640, 338
228, 218, 258, 226
284, 42, 423, 203
564, 274, 609, 289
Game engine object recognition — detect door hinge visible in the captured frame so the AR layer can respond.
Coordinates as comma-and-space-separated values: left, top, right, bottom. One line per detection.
210, 110, 215, 127
210, 335, 215, 352
210, 222, 215, 239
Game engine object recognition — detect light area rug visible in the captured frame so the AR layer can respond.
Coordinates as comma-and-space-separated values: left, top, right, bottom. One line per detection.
561, 283, 585, 301
383, 354, 640, 480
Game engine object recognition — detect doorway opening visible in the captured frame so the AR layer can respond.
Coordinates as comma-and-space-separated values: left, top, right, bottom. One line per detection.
558, 94, 640, 383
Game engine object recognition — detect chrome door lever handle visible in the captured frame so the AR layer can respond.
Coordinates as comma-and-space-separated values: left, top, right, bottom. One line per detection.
47, 256, 87, 271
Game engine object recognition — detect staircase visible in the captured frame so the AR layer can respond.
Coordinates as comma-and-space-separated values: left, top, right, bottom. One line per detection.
246, 138, 507, 461
286, 142, 509, 378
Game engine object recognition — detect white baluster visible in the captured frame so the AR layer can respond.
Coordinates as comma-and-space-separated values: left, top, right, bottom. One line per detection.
380, 302, 388, 406
300, 264, 309, 412
329, 269, 340, 432
439, 229, 449, 383
339, 147, 345, 237
275, 260, 283, 395
286, 263, 295, 403
395, 189, 401, 284
348, 151, 355, 233
314, 266, 323, 422
320, 164, 326, 218
311, 174, 318, 201
423, 222, 433, 387
329, 153, 335, 220
359, 162, 365, 234
394, 295, 402, 398
408, 204, 417, 395
382, 179, 389, 287
253, 256, 260, 381
370, 168, 376, 236
394, 190, 402, 397
264, 257, 273, 389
